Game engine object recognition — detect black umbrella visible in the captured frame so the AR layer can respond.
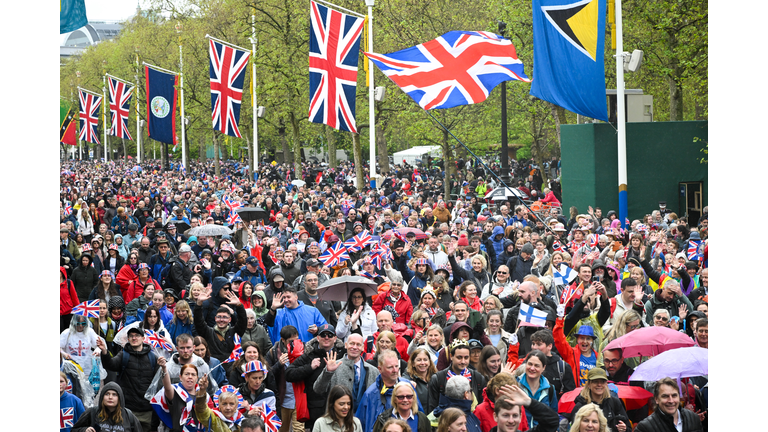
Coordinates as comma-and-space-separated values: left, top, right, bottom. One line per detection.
165, 221, 191, 233
316, 276, 378, 302
236, 207, 268, 223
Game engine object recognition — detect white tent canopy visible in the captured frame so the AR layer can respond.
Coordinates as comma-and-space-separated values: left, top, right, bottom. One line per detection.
392, 145, 442, 166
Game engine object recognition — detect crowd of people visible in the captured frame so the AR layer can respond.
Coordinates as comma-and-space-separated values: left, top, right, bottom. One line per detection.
59, 157, 708, 432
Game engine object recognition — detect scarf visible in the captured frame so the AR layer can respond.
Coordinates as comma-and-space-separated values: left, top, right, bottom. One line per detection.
447, 368, 472, 382
388, 291, 403, 304
212, 408, 244, 428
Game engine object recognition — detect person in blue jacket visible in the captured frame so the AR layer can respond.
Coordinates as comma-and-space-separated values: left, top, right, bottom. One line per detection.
355, 350, 422, 432
60, 371, 85, 432
264, 286, 327, 343
166, 299, 197, 342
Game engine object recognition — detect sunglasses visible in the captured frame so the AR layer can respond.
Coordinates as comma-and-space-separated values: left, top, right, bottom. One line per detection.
655, 316, 670, 322
75, 321, 87, 326
496, 271, 508, 274
395, 394, 414, 400
391, 283, 403, 287
318, 333, 335, 339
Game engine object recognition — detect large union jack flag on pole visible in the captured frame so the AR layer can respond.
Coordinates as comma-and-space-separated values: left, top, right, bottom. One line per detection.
78, 89, 102, 144
108, 77, 134, 140
364, 31, 530, 110
209, 39, 251, 138
308, 0, 365, 133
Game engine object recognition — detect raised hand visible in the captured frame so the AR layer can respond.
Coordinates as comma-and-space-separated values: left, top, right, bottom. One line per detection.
225, 290, 241, 306
325, 351, 341, 372
678, 304, 688, 320
271, 292, 283, 310
497, 384, 532, 407
197, 375, 209, 397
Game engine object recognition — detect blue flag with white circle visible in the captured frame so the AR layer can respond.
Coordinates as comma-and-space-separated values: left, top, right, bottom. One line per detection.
145, 66, 178, 145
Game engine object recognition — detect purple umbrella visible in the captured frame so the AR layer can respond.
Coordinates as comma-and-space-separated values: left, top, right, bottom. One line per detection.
629, 347, 708, 381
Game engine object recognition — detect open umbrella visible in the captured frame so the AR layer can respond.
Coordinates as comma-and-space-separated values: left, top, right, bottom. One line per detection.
484, 186, 525, 202
603, 326, 695, 358
558, 385, 653, 413
236, 207, 268, 223
380, 227, 428, 241
629, 347, 708, 382
316, 276, 378, 302
165, 221, 191, 234
187, 224, 233, 237
291, 179, 306, 187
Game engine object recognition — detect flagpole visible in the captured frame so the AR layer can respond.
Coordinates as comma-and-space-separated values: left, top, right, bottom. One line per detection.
616, 0, 628, 229
135, 52, 142, 163
177, 23, 187, 172
103, 72, 108, 162
365, 0, 377, 186
250, 9, 259, 176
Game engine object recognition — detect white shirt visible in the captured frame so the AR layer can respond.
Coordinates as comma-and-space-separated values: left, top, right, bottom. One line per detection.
675, 409, 683, 432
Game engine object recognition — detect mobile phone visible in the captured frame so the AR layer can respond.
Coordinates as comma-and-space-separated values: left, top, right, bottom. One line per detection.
591, 276, 601, 282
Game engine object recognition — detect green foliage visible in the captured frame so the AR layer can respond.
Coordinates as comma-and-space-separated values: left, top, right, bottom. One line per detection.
694, 136, 707, 164
61, 0, 706, 163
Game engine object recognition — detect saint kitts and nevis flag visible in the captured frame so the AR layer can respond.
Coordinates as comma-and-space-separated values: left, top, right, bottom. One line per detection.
60, 100, 77, 146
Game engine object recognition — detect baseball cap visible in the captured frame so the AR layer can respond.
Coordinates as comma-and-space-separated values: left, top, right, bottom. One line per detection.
317, 323, 335, 336
178, 244, 192, 253
587, 368, 608, 381
306, 258, 321, 267
246, 256, 259, 266
468, 339, 483, 351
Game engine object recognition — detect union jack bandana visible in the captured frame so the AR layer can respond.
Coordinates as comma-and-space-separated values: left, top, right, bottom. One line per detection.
447, 368, 472, 382
360, 270, 377, 280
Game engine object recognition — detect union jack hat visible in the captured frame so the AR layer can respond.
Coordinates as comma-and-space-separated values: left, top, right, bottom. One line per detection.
337, 218, 346, 224
416, 258, 429, 266
138, 263, 150, 270
213, 385, 245, 408
635, 224, 648, 233
220, 243, 235, 253
109, 243, 118, 251
473, 227, 483, 233
100, 270, 114, 278
81, 243, 92, 252
309, 242, 319, 248
241, 360, 270, 377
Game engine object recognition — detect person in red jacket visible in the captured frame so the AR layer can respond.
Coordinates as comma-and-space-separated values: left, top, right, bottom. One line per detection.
553, 318, 598, 387
365, 310, 411, 362
60, 267, 80, 332
475, 372, 530, 432
122, 263, 160, 303
372, 277, 413, 326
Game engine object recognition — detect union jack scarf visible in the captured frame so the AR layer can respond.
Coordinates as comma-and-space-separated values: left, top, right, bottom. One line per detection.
447, 368, 472, 382
360, 270, 377, 280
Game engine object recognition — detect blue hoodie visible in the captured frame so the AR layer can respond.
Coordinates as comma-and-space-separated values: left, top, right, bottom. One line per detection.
432, 394, 481, 432
490, 226, 506, 258
268, 300, 327, 343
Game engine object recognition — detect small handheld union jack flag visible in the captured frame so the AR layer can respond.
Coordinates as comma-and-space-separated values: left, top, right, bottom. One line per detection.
144, 329, 174, 351
552, 240, 566, 253
72, 300, 100, 318
223, 334, 243, 364
60, 407, 75, 428
64, 202, 73, 217
222, 195, 244, 221
320, 242, 350, 267
344, 230, 373, 252
261, 402, 282, 432
687, 240, 702, 261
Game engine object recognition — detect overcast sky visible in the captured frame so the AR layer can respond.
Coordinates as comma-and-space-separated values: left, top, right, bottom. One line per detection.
85, 0, 146, 22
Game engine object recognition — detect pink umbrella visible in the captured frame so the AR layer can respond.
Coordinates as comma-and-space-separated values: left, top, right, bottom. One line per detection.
604, 326, 695, 358
380, 227, 428, 241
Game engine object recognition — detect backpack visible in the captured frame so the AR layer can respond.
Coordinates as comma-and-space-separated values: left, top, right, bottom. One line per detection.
118, 348, 157, 381
159, 261, 176, 289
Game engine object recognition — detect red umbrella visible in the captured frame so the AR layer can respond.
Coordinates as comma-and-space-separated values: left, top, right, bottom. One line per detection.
604, 326, 695, 358
380, 227, 428, 241
558, 385, 653, 413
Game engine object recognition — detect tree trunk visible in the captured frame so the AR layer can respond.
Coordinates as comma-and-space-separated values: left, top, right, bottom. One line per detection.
667, 32, 683, 121
352, 132, 364, 188
122, 138, 128, 161
549, 103, 565, 171
213, 132, 221, 176
199, 136, 206, 164
375, 105, 389, 175
183, 128, 190, 169
442, 127, 452, 201
245, 136, 253, 179
160, 140, 166, 168
288, 111, 301, 176
278, 119, 289, 164
326, 125, 337, 168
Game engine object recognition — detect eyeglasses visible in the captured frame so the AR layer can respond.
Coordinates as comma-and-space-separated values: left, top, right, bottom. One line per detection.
318, 333, 335, 339
351, 295, 364, 300
395, 394, 414, 400
626, 323, 641, 330
603, 358, 622, 364
496, 271, 507, 274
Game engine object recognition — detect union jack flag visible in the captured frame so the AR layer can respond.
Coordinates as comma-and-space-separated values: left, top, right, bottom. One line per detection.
587, 234, 599, 249
222, 196, 244, 220
228, 211, 243, 226
60, 407, 75, 428
308, 0, 365, 132
365, 31, 530, 110
144, 329, 173, 351
223, 334, 243, 364
64, 202, 73, 217
261, 402, 282, 432
320, 241, 350, 267
552, 240, 566, 253
209, 39, 251, 138
344, 230, 373, 252
560, 283, 578, 305
72, 300, 100, 318
108, 77, 134, 140
687, 240, 702, 260
78, 89, 102, 144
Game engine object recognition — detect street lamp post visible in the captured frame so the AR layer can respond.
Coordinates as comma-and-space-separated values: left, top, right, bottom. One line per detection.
498, 21, 510, 185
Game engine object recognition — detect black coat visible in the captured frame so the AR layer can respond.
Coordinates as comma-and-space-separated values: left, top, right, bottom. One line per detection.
284, 338, 346, 414
427, 367, 487, 414
571, 394, 629, 432
193, 301, 247, 363
635, 407, 703, 432
100, 343, 157, 412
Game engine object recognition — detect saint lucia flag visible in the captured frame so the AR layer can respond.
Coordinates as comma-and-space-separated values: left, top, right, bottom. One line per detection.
530, 0, 608, 121
61, 0, 88, 34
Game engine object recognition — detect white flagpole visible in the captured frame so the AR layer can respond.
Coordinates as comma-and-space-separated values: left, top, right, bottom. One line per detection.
251, 11, 259, 175
103, 74, 108, 161
178, 26, 187, 172
366, 0, 376, 186
135, 53, 142, 163
616, 0, 628, 228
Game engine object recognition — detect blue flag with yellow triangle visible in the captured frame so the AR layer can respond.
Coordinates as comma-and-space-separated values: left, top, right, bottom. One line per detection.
530, 0, 608, 121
